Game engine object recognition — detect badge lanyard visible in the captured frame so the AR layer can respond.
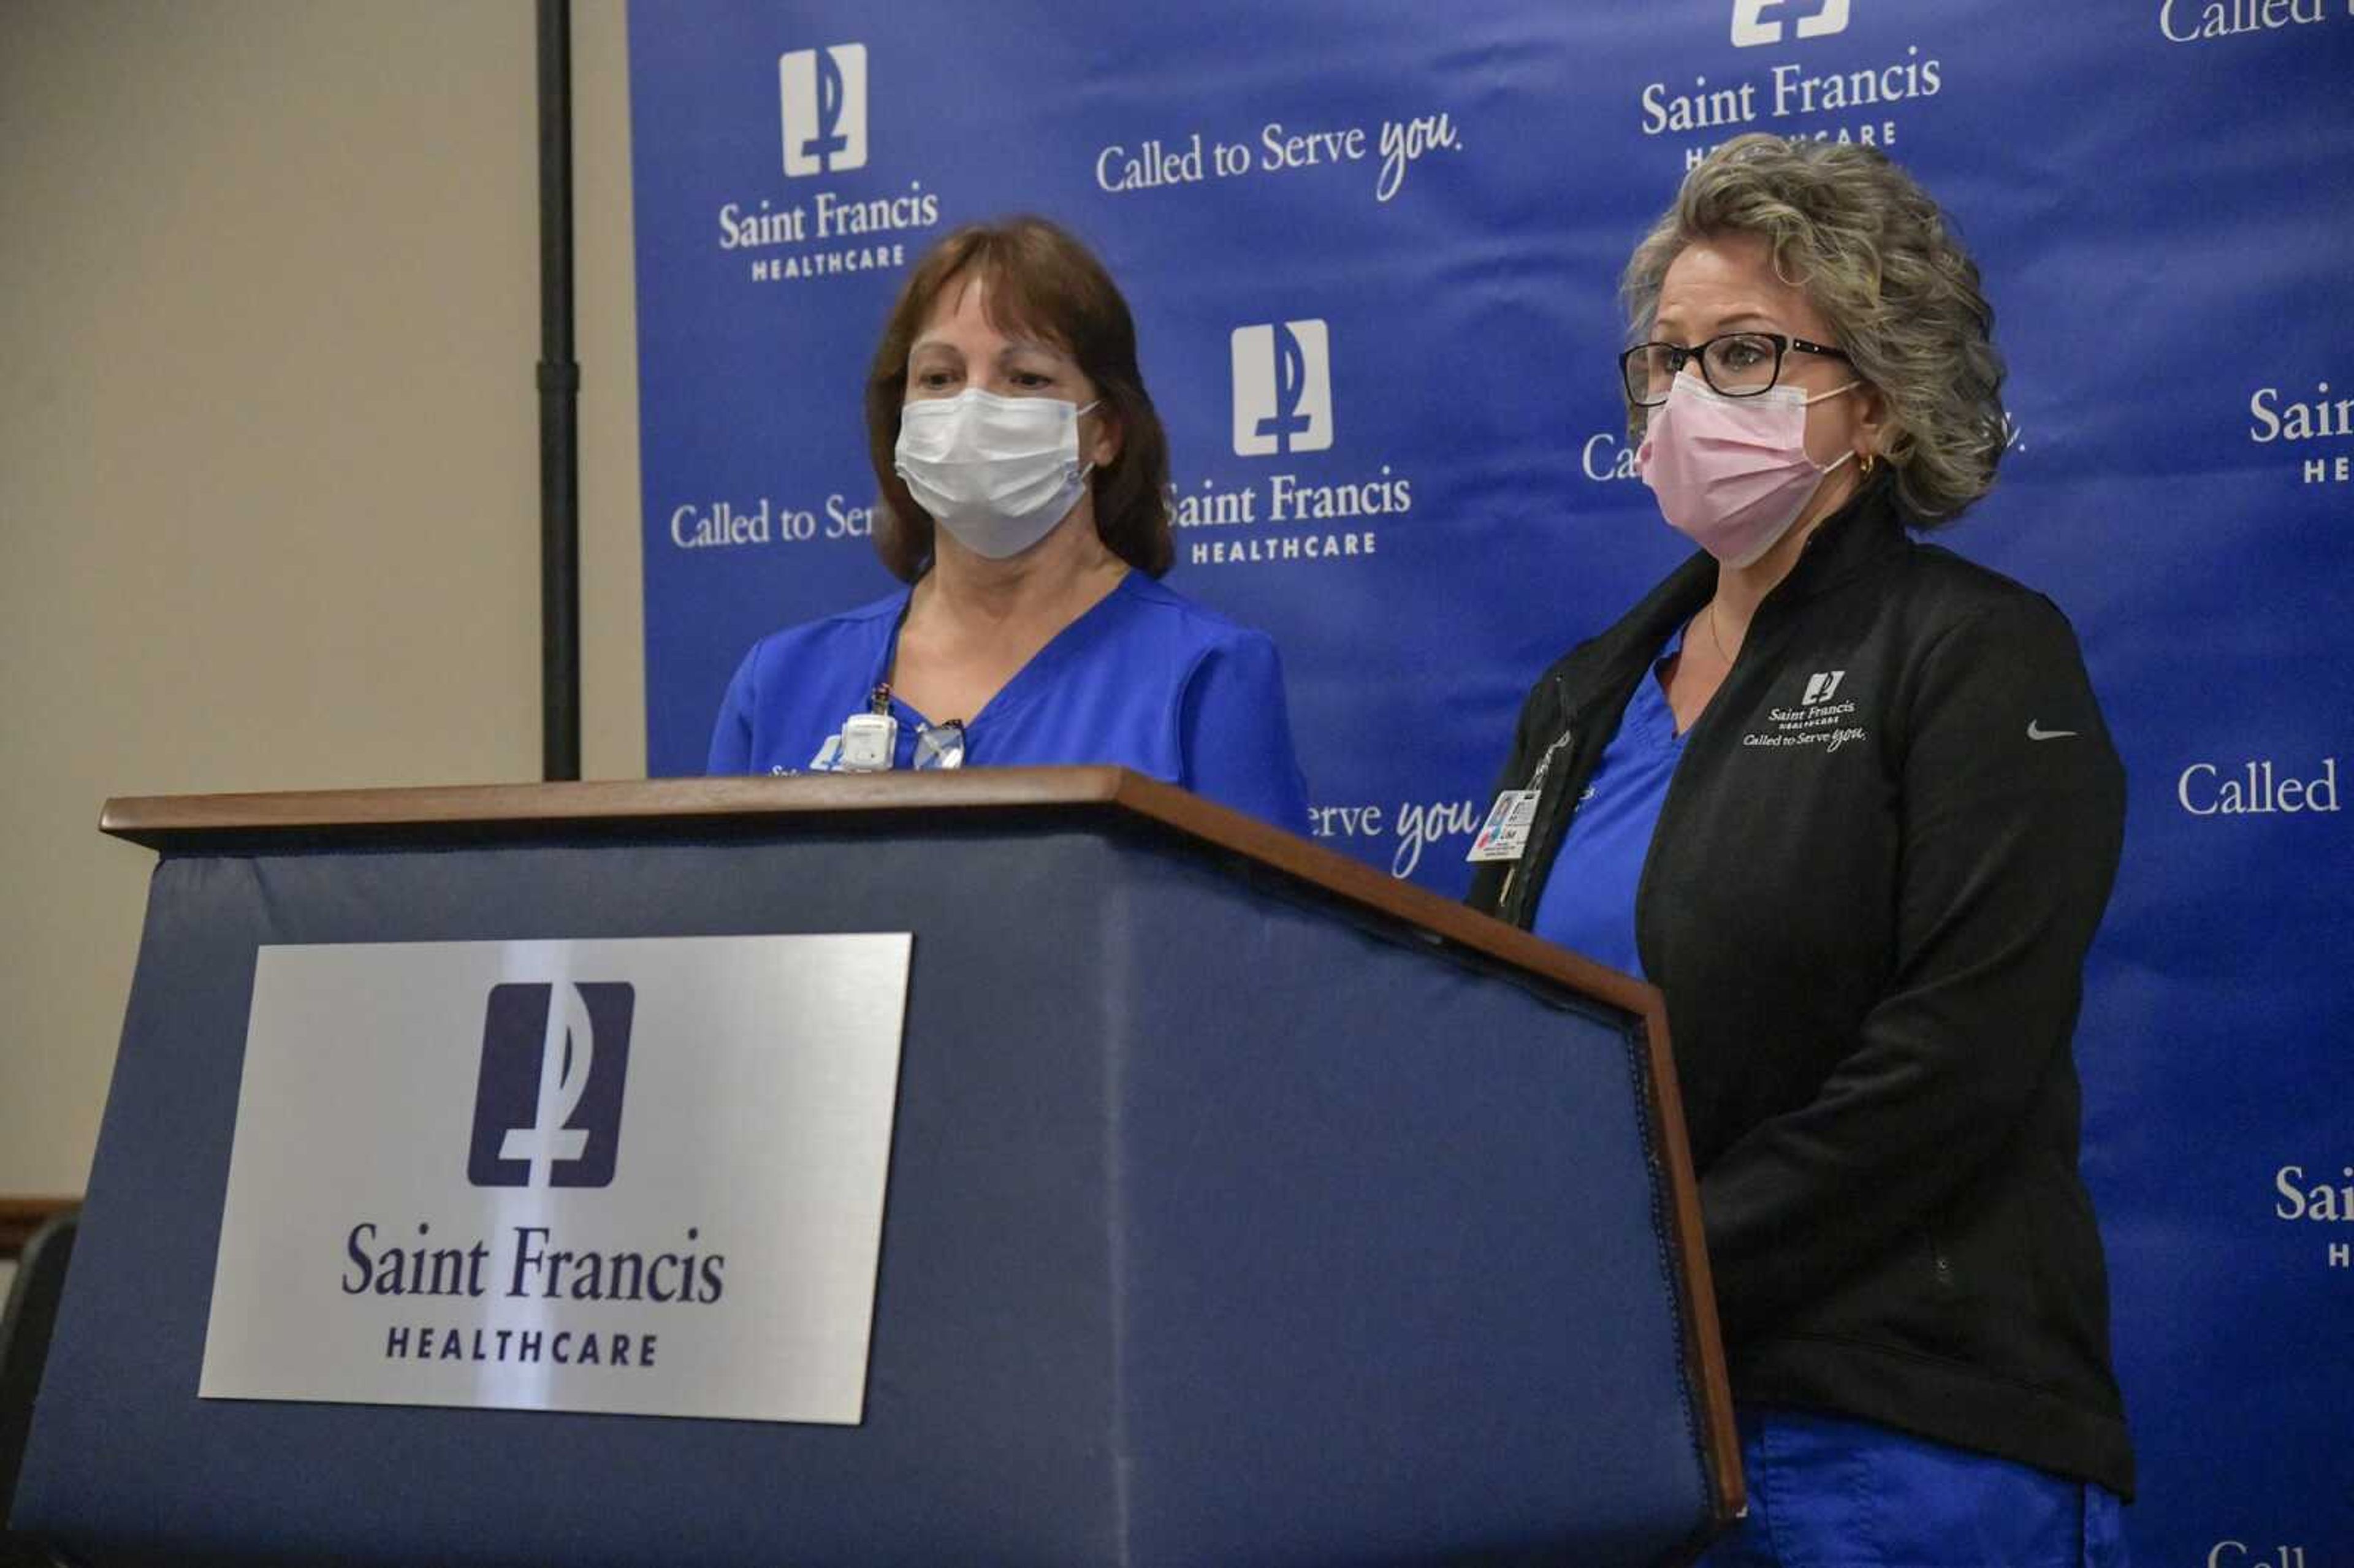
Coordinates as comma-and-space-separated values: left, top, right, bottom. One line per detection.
813, 596, 968, 772
1466, 727, 1576, 865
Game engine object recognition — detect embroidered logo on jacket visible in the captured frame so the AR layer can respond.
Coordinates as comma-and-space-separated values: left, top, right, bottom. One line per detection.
1744, 671, 1869, 754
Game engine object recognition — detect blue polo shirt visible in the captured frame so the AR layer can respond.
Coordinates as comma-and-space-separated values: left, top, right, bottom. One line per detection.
1529, 623, 1689, 980
706, 572, 1312, 834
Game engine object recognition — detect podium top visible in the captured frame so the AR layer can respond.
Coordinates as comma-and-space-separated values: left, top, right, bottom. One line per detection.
104, 767, 1659, 1022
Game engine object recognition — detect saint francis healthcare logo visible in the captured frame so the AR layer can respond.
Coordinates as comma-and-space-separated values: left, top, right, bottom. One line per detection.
468, 982, 635, 1189
1732, 0, 1852, 47
1745, 670, 1868, 753
1186, 317, 1404, 567
723, 40, 935, 284
1232, 320, 1334, 457
780, 44, 867, 177
202, 937, 908, 1425
1644, 1, 1941, 170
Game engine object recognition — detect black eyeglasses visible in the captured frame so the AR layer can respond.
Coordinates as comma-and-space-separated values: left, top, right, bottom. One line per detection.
1619, 332, 1851, 407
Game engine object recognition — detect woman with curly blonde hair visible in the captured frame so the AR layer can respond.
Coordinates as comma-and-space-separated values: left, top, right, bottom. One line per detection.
1469, 135, 2132, 1564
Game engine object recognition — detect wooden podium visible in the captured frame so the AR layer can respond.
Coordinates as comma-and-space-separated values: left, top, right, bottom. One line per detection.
14, 769, 1739, 1567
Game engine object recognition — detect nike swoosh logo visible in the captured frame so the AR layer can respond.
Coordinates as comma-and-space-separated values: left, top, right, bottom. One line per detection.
2027, 721, 2078, 740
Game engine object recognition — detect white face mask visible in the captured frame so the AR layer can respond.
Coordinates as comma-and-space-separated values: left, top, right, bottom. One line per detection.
893, 389, 1099, 560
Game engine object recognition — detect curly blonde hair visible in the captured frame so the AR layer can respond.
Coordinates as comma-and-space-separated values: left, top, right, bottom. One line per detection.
1621, 134, 2006, 523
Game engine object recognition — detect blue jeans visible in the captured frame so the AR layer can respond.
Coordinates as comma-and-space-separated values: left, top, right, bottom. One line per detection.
1691, 1406, 2130, 1568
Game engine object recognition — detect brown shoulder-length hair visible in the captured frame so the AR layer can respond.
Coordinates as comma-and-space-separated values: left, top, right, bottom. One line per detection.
866, 216, 1174, 581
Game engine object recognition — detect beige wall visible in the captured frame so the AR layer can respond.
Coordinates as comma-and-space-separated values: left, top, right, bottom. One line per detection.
0, 0, 644, 1198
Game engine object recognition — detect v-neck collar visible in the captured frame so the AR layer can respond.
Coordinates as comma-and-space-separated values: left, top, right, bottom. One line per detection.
1629, 620, 1691, 749
872, 569, 1138, 730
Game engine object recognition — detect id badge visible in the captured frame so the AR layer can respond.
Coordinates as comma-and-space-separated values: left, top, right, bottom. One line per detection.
1465, 788, 1541, 863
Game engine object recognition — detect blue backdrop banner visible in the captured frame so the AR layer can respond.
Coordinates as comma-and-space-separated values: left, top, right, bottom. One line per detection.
628, 4, 2354, 1562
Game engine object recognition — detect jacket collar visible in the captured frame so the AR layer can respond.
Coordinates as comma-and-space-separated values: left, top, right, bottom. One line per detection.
1564, 470, 1912, 718
1765, 465, 1911, 610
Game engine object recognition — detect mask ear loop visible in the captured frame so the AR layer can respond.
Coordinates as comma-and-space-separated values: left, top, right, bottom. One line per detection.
1073, 398, 1105, 485
1827, 379, 1883, 478
1800, 380, 1864, 476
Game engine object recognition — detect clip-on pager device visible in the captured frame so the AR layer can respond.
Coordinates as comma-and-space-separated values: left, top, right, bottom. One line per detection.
837, 683, 898, 772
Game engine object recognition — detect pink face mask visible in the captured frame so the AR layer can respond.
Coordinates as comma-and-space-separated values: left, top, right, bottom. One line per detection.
1636, 374, 1859, 569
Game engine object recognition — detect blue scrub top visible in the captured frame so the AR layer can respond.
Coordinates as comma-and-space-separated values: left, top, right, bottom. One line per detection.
706, 571, 1312, 833
1529, 623, 1689, 980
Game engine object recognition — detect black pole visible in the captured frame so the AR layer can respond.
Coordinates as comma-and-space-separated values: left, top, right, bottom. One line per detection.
536, 0, 582, 781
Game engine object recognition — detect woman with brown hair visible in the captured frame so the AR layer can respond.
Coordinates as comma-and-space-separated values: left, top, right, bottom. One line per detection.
707, 216, 1309, 831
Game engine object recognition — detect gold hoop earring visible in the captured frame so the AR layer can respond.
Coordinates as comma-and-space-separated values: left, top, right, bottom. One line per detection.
1859, 452, 1876, 476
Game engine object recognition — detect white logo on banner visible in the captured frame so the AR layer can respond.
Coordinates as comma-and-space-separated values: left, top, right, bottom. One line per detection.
2207, 1543, 2315, 1567
666, 495, 877, 552
1582, 430, 1642, 482
1095, 110, 1465, 205
1183, 321, 1411, 568
1306, 797, 1488, 880
1645, 4, 1943, 169
1732, 0, 1852, 47
1232, 321, 1334, 457
2247, 379, 2353, 485
2162, 0, 2344, 44
2177, 758, 2341, 816
779, 45, 867, 178
720, 45, 940, 290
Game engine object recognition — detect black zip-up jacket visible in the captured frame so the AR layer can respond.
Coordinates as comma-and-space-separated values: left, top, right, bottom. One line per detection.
1469, 478, 2134, 1496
